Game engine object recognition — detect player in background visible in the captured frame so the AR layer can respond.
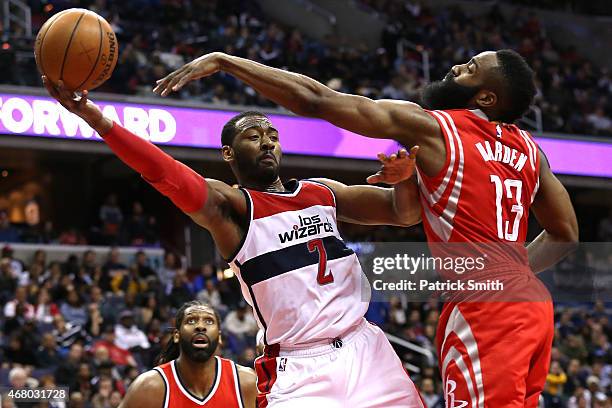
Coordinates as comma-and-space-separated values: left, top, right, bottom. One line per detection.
154, 49, 579, 407
43, 76, 425, 407
119, 301, 256, 408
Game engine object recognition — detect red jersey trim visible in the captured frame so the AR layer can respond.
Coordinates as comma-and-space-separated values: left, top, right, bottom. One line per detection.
248, 181, 335, 220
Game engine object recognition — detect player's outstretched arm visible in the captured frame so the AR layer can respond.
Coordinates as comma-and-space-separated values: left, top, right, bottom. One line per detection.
237, 365, 257, 407
153, 53, 441, 151
527, 149, 579, 273
43, 77, 247, 258
118, 370, 165, 408
313, 147, 421, 227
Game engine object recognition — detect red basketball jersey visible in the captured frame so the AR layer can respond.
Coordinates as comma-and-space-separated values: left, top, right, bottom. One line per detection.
154, 357, 244, 408
417, 109, 540, 270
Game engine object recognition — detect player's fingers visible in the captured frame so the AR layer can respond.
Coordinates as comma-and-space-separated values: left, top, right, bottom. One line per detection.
162, 69, 188, 96
173, 71, 193, 91
377, 153, 387, 162
366, 173, 382, 184
389, 153, 397, 161
398, 149, 408, 159
409, 145, 420, 158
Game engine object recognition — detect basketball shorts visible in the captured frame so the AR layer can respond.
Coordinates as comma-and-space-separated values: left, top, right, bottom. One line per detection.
437, 301, 554, 408
255, 319, 425, 408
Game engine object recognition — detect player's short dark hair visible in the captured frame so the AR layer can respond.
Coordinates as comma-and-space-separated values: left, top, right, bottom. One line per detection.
494, 49, 536, 123
221, 111, 268, 147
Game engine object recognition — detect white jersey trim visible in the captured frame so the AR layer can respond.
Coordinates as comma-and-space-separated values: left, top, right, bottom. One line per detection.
231, 362, 245, 408
170, 357, 222, 405
153, 367, 170, 408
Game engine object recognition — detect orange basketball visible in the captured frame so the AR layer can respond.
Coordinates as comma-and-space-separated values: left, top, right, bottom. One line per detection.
34, 8, 119, 92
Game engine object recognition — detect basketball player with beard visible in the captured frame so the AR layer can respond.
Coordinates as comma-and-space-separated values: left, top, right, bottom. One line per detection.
120, 301, 256, 407
155, 49, 579, 407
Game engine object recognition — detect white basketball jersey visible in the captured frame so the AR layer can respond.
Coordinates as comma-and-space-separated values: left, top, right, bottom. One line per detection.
229, 180, 370, 348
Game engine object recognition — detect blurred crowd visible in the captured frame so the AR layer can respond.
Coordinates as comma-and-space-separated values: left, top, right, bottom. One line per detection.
0, 192, 159, 247
0, 244, 256, 407
360, 0, 612, 136
0, 0, 609, 136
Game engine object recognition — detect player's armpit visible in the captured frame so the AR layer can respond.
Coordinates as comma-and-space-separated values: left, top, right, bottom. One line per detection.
313, 178, 421, 227
236, 365, 257, 408
188, 179, 249, 260
527, 149, 579, 273
118, 370, 165, 408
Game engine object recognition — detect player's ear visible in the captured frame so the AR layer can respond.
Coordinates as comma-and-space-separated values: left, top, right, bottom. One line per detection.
475, 90, 497, 108
173, 329, 179, 344
222, 145, 234, 162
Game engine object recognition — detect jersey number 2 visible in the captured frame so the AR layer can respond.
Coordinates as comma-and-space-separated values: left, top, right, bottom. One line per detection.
490, 175, 524, 242
308, 239, 334, 285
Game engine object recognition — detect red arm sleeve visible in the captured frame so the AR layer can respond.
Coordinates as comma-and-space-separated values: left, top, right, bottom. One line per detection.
102, 122, 208, 213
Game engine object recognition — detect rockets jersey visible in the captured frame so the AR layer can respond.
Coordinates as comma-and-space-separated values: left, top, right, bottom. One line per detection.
228, 180, 369, 347
417, 109, 541, 271
154, 357, 244, 408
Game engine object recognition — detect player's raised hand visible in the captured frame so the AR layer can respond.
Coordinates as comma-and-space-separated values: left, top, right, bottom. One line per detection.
42, 76, 111, 134
153, 52, 223, 97
366, 146, 419, 185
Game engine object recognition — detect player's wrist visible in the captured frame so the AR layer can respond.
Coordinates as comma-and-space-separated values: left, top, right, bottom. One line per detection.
90, 116, 114, 136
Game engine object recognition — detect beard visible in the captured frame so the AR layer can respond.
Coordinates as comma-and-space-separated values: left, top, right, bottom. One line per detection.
179, 334, 219, 363
421, 71, 480, 111
235, 152, 280, 185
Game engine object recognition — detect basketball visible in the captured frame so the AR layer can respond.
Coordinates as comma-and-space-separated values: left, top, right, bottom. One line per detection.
34, 8, 118, 92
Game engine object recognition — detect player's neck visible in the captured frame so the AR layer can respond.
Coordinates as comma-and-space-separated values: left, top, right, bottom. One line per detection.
242, 177, 286, 192
175, 355, 218, 397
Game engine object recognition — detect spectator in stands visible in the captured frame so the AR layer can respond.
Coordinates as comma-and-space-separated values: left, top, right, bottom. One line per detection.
223, 302, 258, 345
87, 302, 104, 338
388, 296, 407, 334
114, 310, 150, 351
54, 343, 84, 387
124, 201, 158, 246
52, 314, 87, 350
168, 271, 193, 309
192, 263, 217, 294
110, 266, 146, 296
36, 332, 62, 368
91, 375, 116, 408
8, 367, 37, 390
0, 257, 16, 304
546, 361, 568, 397
132, 250, 156, 280
157, 250, 181, 295
99, 193, 123, 245
70, 363, 94, 401
101, 247, 127, 292
92, 325, 138, 368
420, 378, 442, 408
4, 286, 34, 320
0, 209, 19, 242
196, 279, 225, 313
60, 290, 88, 327
1, 246, 24, 284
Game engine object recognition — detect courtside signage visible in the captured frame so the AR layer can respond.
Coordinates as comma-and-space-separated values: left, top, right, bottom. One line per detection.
0, 93, 610, 177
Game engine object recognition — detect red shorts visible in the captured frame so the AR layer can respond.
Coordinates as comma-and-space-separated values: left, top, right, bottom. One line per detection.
436, 301, 554, 408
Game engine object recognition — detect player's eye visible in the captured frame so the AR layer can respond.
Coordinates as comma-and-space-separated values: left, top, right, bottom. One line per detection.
205, 318, 214, 325
187, 318, 196, 324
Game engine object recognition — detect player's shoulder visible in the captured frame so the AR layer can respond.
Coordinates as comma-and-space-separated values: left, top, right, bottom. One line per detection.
235, 364, 257, 405
120, 369, 166, 408
236, 364, 257, 385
